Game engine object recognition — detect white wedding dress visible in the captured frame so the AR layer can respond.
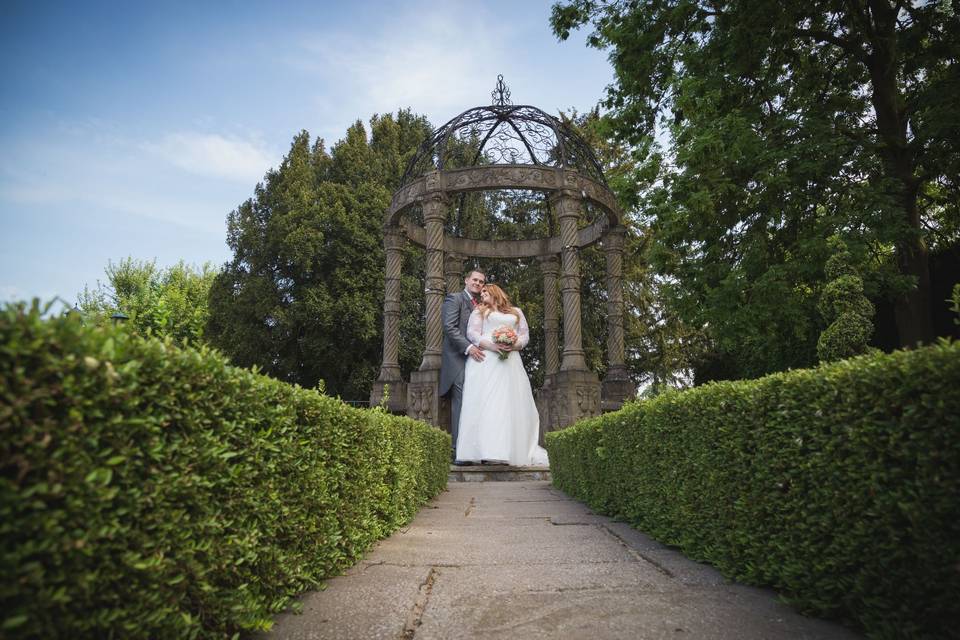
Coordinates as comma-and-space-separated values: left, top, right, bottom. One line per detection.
455, 308, 549, 467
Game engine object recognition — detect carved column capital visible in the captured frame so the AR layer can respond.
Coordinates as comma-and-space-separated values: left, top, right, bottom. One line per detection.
421, 190, 451, 216
602, 225, 626, 252
384, 224, 407, 249
548, 188, 583, 217
536, 253, 560, 274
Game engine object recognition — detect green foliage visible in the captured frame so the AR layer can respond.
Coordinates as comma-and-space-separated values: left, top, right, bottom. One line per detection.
547, 342, 960, 638
207, 111, 432, 400
950, 283, 960, 326
817, 238, 875, 362
552, 0, 960, 375
79, 258, 218, 346
0, 299, 449, 639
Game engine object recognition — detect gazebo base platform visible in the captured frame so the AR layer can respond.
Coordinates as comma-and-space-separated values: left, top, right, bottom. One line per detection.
448, 464, 551, 482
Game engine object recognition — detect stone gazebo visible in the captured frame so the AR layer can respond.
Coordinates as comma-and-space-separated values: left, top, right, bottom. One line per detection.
370, 77, 633, 436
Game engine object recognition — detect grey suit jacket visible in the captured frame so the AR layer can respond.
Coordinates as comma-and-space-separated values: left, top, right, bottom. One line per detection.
440, 289, 476, 395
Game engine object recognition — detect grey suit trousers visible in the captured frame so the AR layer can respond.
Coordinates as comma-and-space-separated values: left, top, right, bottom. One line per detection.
449, 371, 465, 457
440, 290, 475, 457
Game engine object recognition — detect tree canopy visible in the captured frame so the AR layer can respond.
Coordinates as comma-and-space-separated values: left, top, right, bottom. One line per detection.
206, 111, 432, 400
78, 258, 217, 346
553, 0, 960, 380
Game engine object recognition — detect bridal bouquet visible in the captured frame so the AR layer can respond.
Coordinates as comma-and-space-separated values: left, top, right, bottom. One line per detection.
491, 325, 517, 360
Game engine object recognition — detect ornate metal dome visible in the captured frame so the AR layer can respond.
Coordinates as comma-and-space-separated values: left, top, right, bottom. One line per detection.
400, 76, 607, 187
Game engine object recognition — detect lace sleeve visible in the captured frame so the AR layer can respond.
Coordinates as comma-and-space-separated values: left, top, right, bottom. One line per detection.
516, 308, 530, 349
466, 309, 484, 346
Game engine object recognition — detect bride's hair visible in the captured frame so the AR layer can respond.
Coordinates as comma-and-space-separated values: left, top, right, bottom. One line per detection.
480, 284, 520, 323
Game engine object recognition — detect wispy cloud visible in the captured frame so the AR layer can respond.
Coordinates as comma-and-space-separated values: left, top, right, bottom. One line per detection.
0, 120, 274, 234
143, 132, 275, 183
280, 2, 612, 146
290, 2, 514, 139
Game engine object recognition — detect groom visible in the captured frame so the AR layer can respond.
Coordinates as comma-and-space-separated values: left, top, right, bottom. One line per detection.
440, 269, 487, 464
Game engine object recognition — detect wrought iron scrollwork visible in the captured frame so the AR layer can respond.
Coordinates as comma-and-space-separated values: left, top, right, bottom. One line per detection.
491, 74, 512, 106
400, 76, 607, 188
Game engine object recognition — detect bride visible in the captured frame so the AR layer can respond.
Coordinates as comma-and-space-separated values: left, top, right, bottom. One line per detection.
455, 284, 549, 467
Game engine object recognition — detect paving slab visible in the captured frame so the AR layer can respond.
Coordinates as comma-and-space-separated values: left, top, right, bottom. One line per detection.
263, 481, 862, 640
261, 563, 427, 640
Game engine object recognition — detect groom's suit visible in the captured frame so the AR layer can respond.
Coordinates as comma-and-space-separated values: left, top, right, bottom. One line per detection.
440, 289, 476, 453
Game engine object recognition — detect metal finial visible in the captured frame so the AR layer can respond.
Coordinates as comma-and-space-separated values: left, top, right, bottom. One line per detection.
491, 74, 512, 106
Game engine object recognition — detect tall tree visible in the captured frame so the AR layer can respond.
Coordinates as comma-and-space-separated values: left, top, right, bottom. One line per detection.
206, 111, 432, 400
78, 258, 217, 345
552, 0, 959, 376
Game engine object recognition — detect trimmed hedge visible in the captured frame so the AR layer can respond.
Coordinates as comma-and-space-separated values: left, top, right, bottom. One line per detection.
0, 301, 449, 638
547, 341, 960, 639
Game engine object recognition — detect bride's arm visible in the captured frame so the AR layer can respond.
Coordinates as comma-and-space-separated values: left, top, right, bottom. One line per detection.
515, 308, 530, 349
467, 309, 499, 351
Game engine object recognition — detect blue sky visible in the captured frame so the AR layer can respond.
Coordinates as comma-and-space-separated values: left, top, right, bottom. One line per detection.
0, 1, 613, 308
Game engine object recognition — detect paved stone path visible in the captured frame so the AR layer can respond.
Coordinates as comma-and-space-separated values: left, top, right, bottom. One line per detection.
263, 481, 861, 639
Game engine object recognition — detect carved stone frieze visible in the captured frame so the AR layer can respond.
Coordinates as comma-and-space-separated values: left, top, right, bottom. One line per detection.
424, 170, 441, 193
387, 165, 620, 227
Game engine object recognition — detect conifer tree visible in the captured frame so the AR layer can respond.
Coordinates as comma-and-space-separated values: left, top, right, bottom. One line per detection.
206, 111, 432, 399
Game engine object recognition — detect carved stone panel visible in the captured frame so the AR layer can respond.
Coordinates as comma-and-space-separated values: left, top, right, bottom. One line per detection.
576, 384, 601, 418
408, 384, 434, 423
549, 369, 601, 430
407, 369, 448, 430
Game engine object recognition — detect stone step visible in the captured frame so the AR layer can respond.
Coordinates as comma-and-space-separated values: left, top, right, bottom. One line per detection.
448, 464, 551, 482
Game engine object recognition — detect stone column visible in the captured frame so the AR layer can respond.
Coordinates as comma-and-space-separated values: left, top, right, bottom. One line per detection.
444, 253, 466, 294
604, 226, 628, 376
419, 191, 448, 371
407, 186, 450, 428
535, 254, 561, 438
602, 226, 633, 411
551, 188, 588, 371
547, 185, 600, 431
370, 225, 407, 412
537, 254, 561, 377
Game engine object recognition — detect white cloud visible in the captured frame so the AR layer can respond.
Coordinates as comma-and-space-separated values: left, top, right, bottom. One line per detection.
292, 3, 514, 138
144, 132, 275, 183
0, 120, 273, 236
279, 1, 614, 148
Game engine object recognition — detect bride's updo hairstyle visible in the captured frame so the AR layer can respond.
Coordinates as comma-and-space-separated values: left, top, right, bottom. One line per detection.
480, 284, 521, 324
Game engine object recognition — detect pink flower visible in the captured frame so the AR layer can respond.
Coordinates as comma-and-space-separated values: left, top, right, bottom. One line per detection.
491, 325, 518, 360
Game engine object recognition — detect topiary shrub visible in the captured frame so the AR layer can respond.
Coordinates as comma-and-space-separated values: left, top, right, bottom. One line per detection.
0, 300, 449, 638
817, 237, 875, 362
547, 341, 960, 639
